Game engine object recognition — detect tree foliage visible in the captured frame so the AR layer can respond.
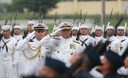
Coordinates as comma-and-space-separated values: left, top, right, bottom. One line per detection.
12, 0, 60, 15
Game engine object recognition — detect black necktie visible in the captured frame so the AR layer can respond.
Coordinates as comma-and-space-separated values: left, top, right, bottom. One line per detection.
80, 38, 88, 47
2, 39, 10, 52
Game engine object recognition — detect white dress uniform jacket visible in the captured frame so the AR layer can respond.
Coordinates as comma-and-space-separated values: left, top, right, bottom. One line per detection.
95, 36, 106, 45
116, 36, 128, 56
16, 37, 47, 76
0, 37, 17, 78
107, 36, 121, 53
48, 36, 85, 67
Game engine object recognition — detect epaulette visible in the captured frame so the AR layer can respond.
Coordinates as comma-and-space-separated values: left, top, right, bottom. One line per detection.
73, 40, 80, 44
53, 37, 60, 40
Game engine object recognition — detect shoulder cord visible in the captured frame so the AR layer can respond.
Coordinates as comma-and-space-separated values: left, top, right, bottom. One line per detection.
23, 43, 42, 60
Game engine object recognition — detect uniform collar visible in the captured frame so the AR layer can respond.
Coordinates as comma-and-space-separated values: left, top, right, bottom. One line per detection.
107, 36, 116, 41
2, 36, 11, 42
13, 35, 22, 41
117, 36, 127, 40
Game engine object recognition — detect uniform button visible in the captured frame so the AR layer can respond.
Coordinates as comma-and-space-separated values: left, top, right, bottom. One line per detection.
63, 53, 65, 55
57, 51, 59, 53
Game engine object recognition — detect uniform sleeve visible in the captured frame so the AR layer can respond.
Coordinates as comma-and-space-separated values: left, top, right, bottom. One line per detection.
39, 35, 52, 47
16, 38, 28, 51
110, 40, 121, 53
118, 41, 128, 56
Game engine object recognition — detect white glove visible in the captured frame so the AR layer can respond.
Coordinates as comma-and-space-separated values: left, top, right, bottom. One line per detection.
26, 31, 35, 40
50, 28, 62, 37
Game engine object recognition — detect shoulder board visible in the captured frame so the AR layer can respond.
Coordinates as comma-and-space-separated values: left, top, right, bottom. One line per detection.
53, 37, 60, 40
73, 40, 80, 44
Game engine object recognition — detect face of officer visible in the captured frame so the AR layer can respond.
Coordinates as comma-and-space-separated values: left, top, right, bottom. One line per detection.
35, 30, 44, 40
80, 28, 89, 35
2, 29, 10, 39
39, 66, 59, 78
117, 29, 125, 36
61, 29, 71, 39
71, 29, 78, 36
27, 24, 34, 33
14, 28, 21, 35
106, 29, 115, 37
98, 56, 113, 76
95, 29, 103, 37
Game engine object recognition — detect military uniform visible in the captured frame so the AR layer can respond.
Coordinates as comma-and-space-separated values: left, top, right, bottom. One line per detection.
47, 22, 85, 67
16, 23, 48, 76
23, 20, 36, 39
79, 24, 96, 47
107, 36, 121, 53
106, 26, 121, 53
0, 25, 17, 78
71, 26, 79, 39
94, 25, 106, 45
116, 26, 128, 56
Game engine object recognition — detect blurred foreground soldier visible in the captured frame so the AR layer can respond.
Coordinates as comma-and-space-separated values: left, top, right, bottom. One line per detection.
118, 55, 128, 75
47, 22, 85, 67
16, 23, 48, 76
71, 26, 79, 38
0, 25, 17, 78
98, 50, 124, 78
23, 20, 36, 38
116, 26, 128, 56
106, 26, 120, 53
39, 57, 68, 78
69, 46, 102, 78
79, 24, 96, 46
94, 25, 106, 45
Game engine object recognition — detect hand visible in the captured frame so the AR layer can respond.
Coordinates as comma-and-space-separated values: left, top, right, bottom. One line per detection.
26, 31, 35, 40
50, 28, 62, 37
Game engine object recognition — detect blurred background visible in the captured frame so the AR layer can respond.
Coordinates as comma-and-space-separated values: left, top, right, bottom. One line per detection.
0, 0, 128, 32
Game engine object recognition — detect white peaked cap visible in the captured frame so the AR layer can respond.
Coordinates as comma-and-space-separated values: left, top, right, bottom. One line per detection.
28, 20, 36, 25
14, 25, 22, 29
79, 24, 90, 29
72, 26, 79, 30
33, 23, 47, 29
1, 25, 11, 30
45, 26, 48, 30
117, 26, 126, 32
95, 25, 104, 31
106, 25, 115, 31
58, 22, 73, 28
